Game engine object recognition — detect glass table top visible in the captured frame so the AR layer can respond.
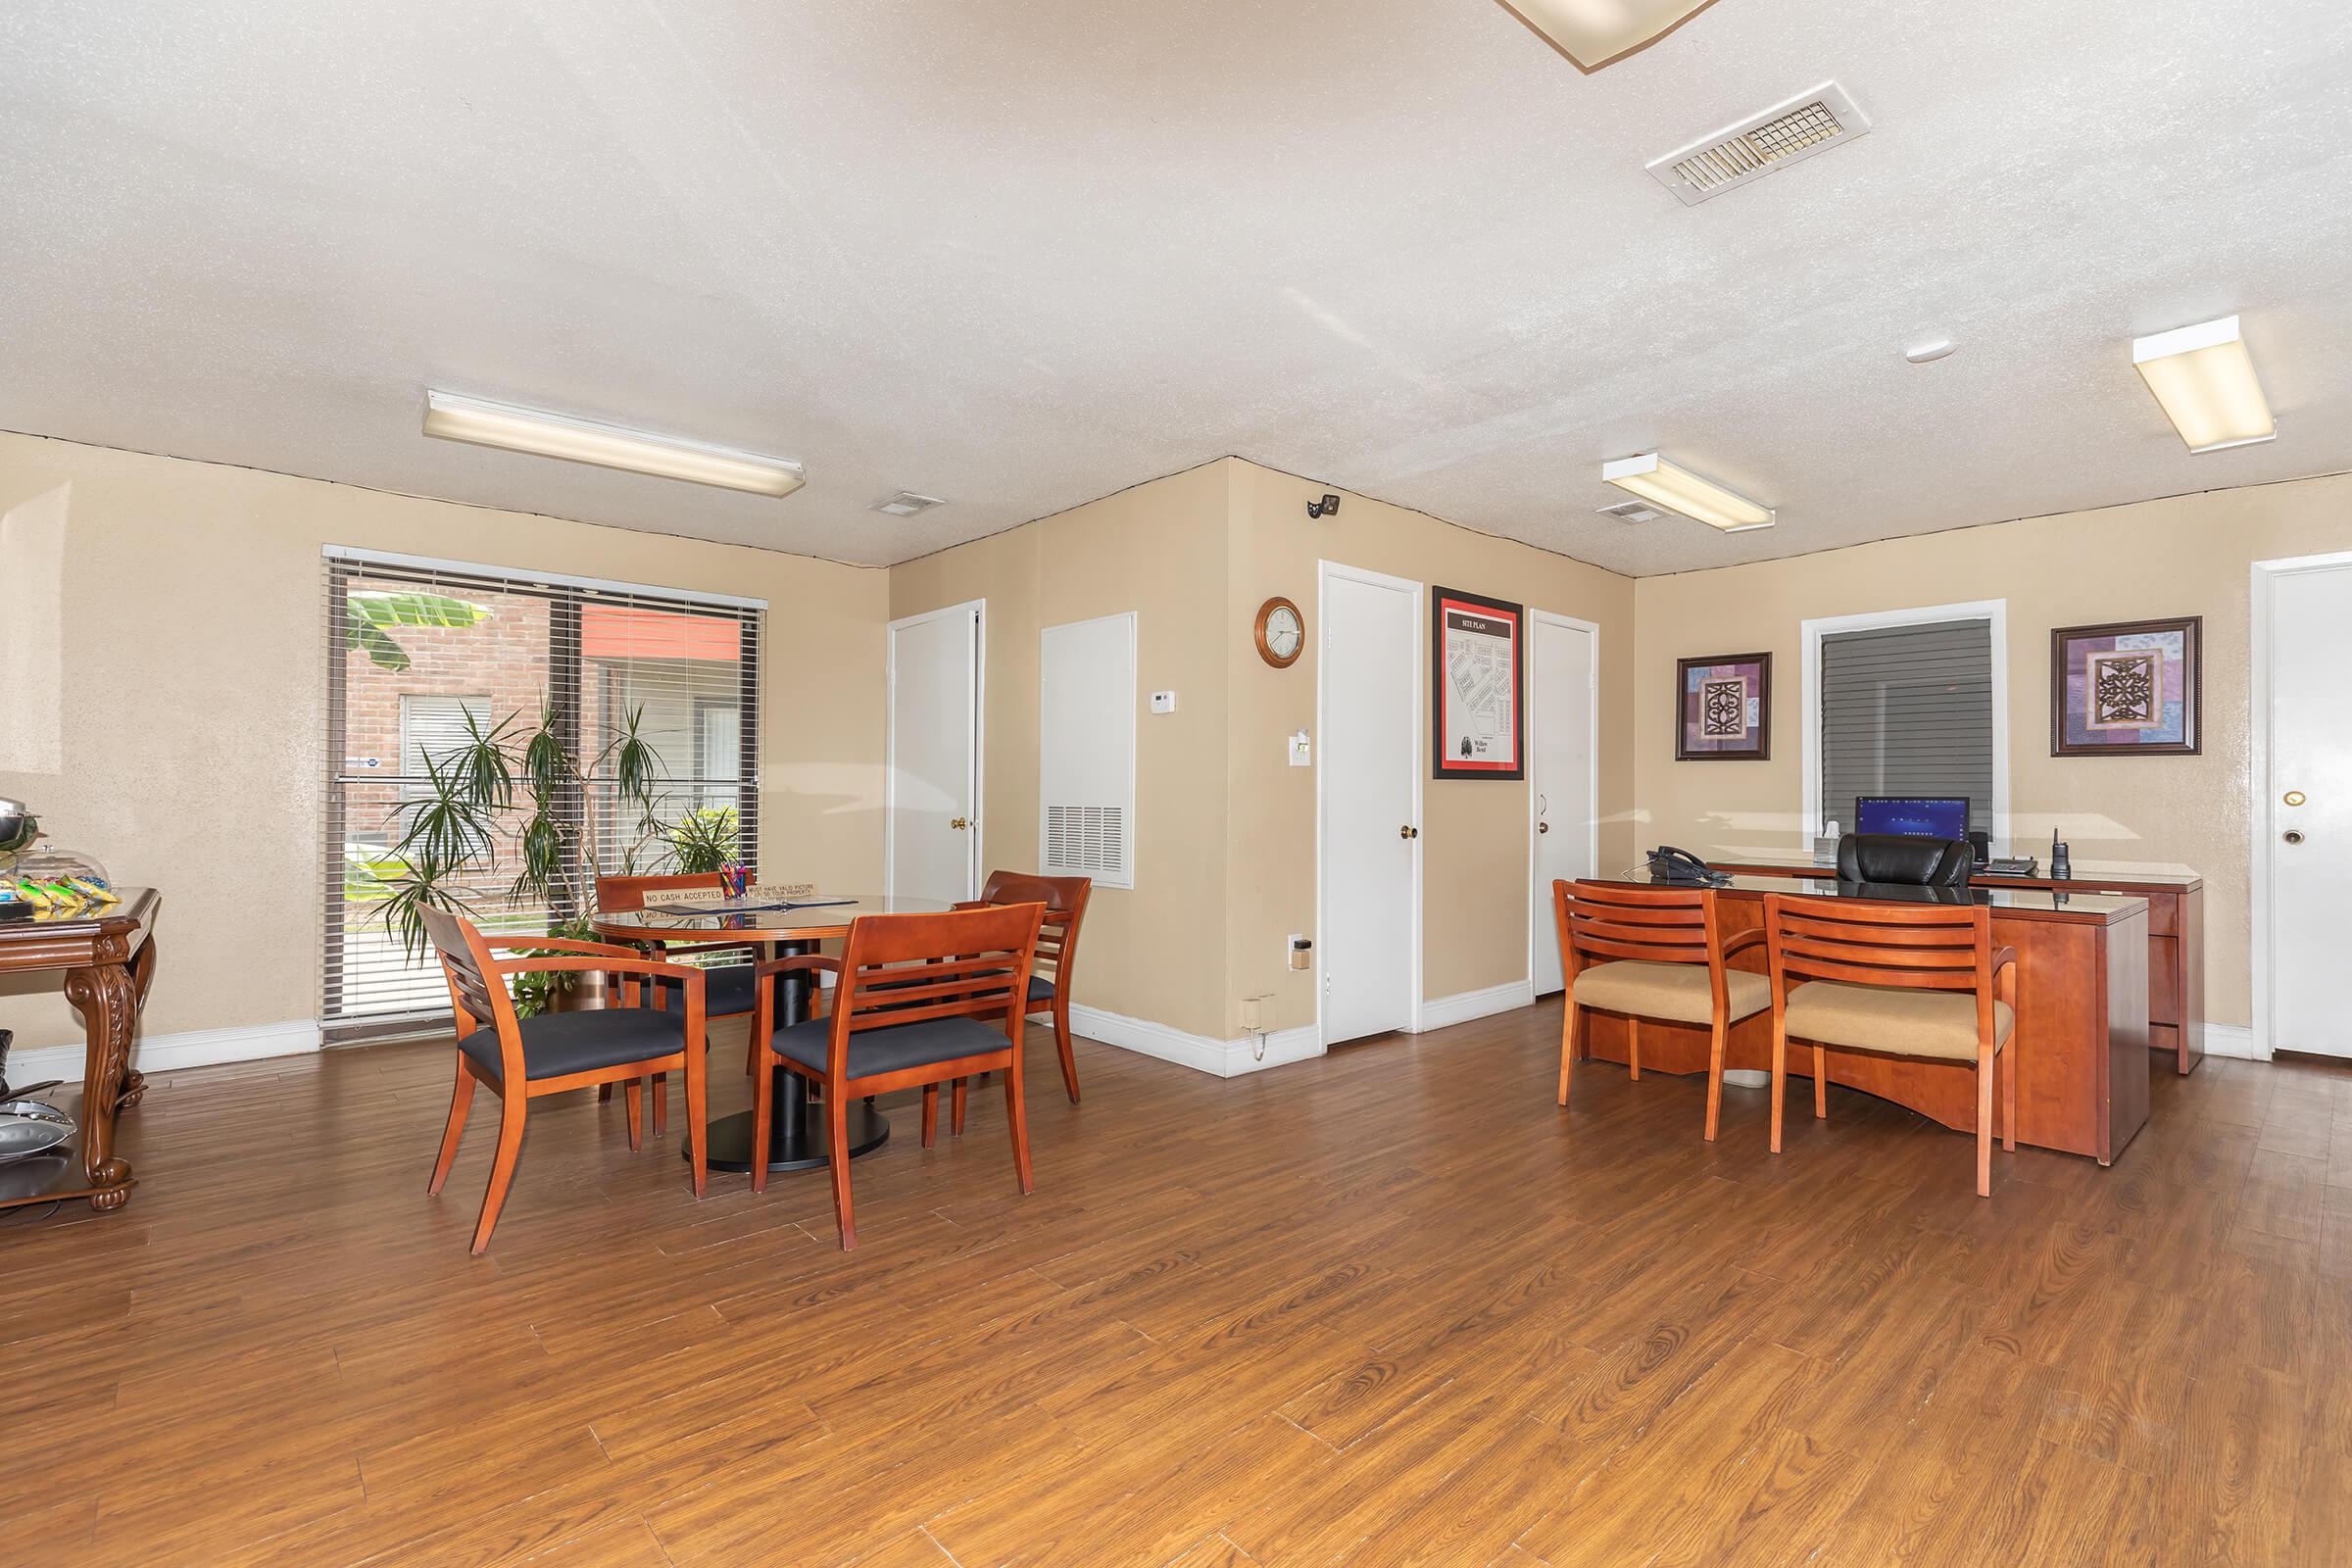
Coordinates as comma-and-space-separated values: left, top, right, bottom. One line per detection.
593, 892, 956, 938
1600, 869, 2147, 918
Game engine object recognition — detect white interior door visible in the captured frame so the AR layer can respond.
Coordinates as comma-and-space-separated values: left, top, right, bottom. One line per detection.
1531, 614, 1597, 996
888, 601, 981, 904
2265, 561, 2352, 1057
1320, 563, 1419, 1045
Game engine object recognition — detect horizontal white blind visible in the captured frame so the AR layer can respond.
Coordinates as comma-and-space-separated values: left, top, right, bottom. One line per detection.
323, 552, 760, 1039
1817, 617, 1993, 845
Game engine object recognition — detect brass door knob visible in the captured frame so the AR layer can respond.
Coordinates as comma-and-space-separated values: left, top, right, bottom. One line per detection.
1397, 824, 1419, 840
1538, 821, 1550, 834
949, 816, 970, 830
2284, 790, 2307, 807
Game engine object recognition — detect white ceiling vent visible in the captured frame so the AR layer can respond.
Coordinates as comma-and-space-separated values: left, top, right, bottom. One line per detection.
1647, 82, 1871, 206
1596, 499, 1662, 524
873, 491, 945, 516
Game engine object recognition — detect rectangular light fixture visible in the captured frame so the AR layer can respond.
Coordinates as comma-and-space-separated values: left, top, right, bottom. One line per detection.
1601, 452, 1774, 532
2132, 316, 2276, 454
422, 391, 805, 497
1494, 0, 1725, 73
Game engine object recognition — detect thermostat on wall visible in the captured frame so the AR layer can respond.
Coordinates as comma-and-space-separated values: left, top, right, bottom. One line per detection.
1150, 691, 1176, 713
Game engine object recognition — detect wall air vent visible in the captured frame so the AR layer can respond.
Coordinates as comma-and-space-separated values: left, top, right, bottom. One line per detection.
1596, 500, 1662, 524
873, 491, 945, 516
1646, 82, 1870, 206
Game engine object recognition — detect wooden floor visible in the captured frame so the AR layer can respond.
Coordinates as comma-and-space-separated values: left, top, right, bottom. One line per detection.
3, 1004, 2348, 1566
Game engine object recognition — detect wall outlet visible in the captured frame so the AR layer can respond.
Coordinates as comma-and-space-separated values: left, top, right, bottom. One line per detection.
1239, 996, 1261, 1031
1288, 934, 1312, 972
1150, 690, 1177, 713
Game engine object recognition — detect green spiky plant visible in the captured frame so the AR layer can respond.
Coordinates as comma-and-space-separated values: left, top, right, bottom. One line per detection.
378, 702, 667, 1016
666, 806, 741, 876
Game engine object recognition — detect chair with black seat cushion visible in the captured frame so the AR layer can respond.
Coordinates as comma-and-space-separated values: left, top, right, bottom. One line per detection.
1554, 880, 1770, 1140
419, 906, 710, 1254
596, 873, 768, 1134
1834, 833, 1973, 887
748, 901, 1047, 1250
948, 869, 1092, 1130
1763, 892, 2017, 1197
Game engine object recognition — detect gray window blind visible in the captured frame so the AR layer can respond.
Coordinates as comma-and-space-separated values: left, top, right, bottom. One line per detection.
1817, 617, 1993, 843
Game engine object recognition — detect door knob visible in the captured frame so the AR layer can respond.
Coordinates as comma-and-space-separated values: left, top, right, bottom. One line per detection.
1398, 825, 1419, 840
2284, 790, 2307, 807
2283, 829, 2305, 846
1538, 821, 1550, 834
949, 816, 970, 830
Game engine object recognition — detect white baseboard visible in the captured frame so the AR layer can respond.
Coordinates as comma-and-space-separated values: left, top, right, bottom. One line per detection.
1067, 1004, 1322, 1079
2198, 1023, 2264, 1061
7, 1018, 321, 1087
1415, 978, 1537, 1033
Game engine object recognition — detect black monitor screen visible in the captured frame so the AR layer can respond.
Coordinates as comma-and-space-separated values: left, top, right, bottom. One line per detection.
1853, 796, 1969, 841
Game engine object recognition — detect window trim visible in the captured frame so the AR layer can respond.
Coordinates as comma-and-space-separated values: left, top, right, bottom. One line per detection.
1800, 598, 2009, 851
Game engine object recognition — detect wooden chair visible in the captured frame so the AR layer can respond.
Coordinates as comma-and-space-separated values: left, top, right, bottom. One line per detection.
1552, 879, 1771, 1140
949, 870, 1092, 1131
748, 902, 1047, 1250
419, 906, 710, 1254
1762, 893, 2018, 1197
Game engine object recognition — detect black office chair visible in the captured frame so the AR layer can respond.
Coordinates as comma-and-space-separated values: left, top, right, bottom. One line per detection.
1835, 833, 1973, 887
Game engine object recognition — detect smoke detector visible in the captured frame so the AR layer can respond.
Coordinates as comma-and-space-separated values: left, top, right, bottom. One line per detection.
1596, 499, 1663, 525
1647, 82, 1871, 206
872, 491, 945, 517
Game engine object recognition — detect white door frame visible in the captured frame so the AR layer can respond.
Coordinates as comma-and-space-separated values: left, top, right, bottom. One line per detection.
1315, 558, 1424, 1049
884, 598, 986, 902
1800, 597, 2010, 849
1527, 610, 1602, 994
2249, 550, 2352, 1061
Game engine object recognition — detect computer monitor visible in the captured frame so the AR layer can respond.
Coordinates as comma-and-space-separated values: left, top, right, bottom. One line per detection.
1853, 796, 1969, 842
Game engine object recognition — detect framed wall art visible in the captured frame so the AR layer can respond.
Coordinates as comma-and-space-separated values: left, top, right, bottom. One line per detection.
2052, 615, 2201, 756
1675, 652, 1771, 760
1432, 586, 1524, 779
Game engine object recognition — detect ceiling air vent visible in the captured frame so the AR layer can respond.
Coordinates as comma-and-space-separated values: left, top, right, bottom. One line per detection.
1596, 500, 1662, 524
1646, 81, 1870, 206
873, 491, 945, 516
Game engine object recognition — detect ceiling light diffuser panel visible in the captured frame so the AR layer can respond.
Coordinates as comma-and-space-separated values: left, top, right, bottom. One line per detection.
422, 391, 806, 497
1601, 453, 1774, 531
1495, 0, 1725, 72
2132, 316, 2276, 453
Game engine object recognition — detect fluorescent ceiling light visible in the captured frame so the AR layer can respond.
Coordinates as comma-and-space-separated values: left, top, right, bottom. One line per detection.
2132, 316, 2276, 454
1494, 0, 1725, 72
1601, 453, 1774, 532
422, 391, 805, 497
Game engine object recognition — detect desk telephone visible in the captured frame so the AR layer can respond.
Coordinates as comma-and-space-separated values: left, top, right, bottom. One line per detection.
1645, 846, 1732, 886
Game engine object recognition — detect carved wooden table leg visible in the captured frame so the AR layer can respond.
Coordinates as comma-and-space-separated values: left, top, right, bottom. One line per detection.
62, 958, 140, 1210
116, 939, 158, 1111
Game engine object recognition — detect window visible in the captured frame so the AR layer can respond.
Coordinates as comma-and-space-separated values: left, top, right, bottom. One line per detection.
323, 549, 762, 1038
1803, 601, 2006, 851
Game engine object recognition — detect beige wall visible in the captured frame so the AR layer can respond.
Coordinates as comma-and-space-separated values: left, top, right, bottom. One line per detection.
891, 457, 1641, 1044
889, 462, 1234, 1039
1223, 463, 1637, 1036
0, 432, 888, 1050
1633, 470, 2352, 1030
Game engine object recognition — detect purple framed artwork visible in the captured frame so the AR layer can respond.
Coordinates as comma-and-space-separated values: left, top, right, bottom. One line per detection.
1675, 652, 1771, 760
2052, 616, 2201, 757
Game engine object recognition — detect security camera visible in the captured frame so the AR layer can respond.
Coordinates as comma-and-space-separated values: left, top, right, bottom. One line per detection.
1307, 493, 1342, 519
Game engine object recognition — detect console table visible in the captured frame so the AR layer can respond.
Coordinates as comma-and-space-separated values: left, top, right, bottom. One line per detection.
0, 888, 158, 1213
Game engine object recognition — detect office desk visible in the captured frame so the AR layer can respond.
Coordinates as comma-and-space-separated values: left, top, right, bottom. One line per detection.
1577, 873, 2149, 1164
1712, 856, 2202, 1074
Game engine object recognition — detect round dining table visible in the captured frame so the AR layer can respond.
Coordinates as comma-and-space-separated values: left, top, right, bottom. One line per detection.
592, 892, 955, 1176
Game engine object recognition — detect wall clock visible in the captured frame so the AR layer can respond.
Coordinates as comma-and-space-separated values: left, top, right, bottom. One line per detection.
1254, 597, 1304, 668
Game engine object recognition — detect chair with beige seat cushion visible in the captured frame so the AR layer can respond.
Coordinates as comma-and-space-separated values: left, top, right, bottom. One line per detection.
1553, 880, 1770, 1141
1762, 892, 2018, 1197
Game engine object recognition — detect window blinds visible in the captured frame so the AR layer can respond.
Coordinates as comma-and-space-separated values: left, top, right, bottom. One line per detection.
322, 549, 762, 1040
1817, 617, 1994, 843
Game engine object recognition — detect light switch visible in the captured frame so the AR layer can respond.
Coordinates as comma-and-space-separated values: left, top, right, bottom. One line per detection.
1151, 691, 1177, 713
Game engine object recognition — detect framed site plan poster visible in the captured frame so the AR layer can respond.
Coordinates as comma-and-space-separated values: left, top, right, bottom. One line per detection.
1675, 652, 1771, 760
1432, 587, 1524, 780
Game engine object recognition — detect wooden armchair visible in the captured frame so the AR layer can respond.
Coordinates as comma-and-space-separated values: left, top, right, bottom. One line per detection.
950, 870, 1092, 1131
748, 902, 1047, 1250
419, 906, 710, 1254
1553, 880, 1771, 1141
1763, 893, 2018, 1196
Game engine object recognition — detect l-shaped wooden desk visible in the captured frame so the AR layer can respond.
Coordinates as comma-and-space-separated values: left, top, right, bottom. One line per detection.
1577, 870, 2151, 1165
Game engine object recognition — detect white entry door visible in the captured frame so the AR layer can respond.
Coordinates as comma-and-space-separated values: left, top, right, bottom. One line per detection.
1531, 613, 1597, 996
887, 601, 982, 904
2263, 558, 2352, 1057
1320, 562, 1419, 1045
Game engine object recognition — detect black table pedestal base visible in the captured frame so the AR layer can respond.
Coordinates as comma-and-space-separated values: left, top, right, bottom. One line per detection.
694, 1101, 890, 1175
